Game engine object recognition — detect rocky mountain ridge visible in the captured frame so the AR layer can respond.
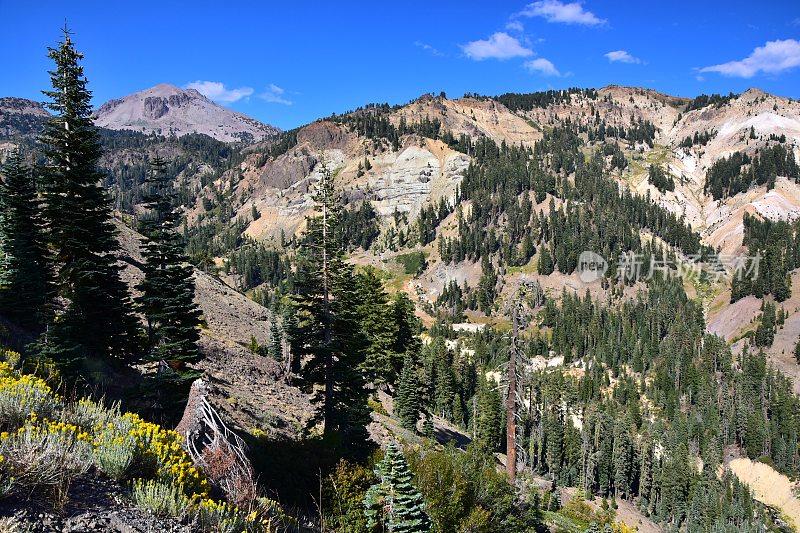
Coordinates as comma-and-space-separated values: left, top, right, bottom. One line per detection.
0, 97, 49, 139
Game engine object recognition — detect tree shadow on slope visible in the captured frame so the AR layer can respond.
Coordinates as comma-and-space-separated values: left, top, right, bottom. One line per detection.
246, 433, 378, 520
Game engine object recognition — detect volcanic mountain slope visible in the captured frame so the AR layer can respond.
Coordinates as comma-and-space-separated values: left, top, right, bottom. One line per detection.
4, 84, 800, 395
93, 83, 280, 143
188, 87, 800, 383
0, 96, 244, 216
632, 88, 800, 254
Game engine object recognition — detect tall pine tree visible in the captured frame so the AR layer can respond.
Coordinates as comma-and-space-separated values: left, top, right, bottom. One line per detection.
291, 163, 370, 450
474, 374, 504, 452
357, 267, 399, 388
135, 156, 201, 406
0, 150, 52, 330
37, 29, 138, 374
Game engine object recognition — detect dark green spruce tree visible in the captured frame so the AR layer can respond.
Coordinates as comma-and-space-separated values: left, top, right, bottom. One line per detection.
291, 164, 370, 451
357, 267, 399, 388
135, 156, 201, 406
474, 373, 504, 452
0, 150, 52, 330
753, 300, 776, 347
37, 29, 138, 375
395, 352, 422, 432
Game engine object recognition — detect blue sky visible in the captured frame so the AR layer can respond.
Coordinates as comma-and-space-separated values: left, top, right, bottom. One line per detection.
1, 0, 799, 130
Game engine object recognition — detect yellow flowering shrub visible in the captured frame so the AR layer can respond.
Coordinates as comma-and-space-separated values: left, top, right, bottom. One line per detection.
0, 371, 59, 429
122, 413, 208, 497
0, 361, 285, 531
0, 347, 59, 384
0, 367, 208, 505
131, 478, 192, 518
92, 429, 135, 481
196, 496, 294, 532
197, 498, 263, 532
0, 361, 14, 378
0, 422, 91, 507
68, 398, 122, 432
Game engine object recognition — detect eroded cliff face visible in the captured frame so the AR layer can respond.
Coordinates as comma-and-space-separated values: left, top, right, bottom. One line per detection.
191, 87, 799, 258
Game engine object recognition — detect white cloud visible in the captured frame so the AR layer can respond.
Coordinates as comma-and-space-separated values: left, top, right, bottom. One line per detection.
518, 0, 605, 26
505, 20, 524, 32
185, 81, 253, 103
698, 39, 800, 78
414, 41, 445, 57
461, 32, 534, 60
605, 50, 642, 64
259, 84, 292, 105
524, 58, 561, 76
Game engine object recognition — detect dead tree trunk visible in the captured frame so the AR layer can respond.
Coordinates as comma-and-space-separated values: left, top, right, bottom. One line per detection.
506, 304, 519, 485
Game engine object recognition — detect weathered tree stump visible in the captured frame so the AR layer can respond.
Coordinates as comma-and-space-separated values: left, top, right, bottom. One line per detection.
176, 379, 257, 506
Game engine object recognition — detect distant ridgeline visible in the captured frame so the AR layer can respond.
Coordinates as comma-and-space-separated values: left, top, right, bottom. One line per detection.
465, 87, 599, 111
684, 92, 739, 112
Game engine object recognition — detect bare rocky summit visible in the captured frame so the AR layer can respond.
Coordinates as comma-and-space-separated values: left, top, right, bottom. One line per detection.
93, 84, 279, 143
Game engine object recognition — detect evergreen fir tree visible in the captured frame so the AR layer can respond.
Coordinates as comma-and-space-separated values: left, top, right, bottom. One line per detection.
37, 28, 138, 374
638, 434, 654, 511
0, 150, 52, 329
538, 247, 555, 275
135, 156, 201, 406
291, 163, 370, 450
611, 418, 633, 498
395, 352, 422, 432
357, 267, 399, 387
753, 301, 776, 347
268, 309, 283, 362
477, 257, 498, 314
390, 292, 422, 369
364, 441, 431, 532
474, 374, 504, 452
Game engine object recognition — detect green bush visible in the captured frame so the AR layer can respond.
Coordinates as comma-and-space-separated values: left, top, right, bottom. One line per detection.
131, 478, 191, 518
396, 251, 427, 276
0, 424, 91, 508
66, 398, 122, 432
92, 434, 135, 480
323, 460, 376, 533
406, 444, 527, 533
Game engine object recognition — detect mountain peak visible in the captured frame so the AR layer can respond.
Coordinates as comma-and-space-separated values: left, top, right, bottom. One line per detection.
93, 83, 278, 143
